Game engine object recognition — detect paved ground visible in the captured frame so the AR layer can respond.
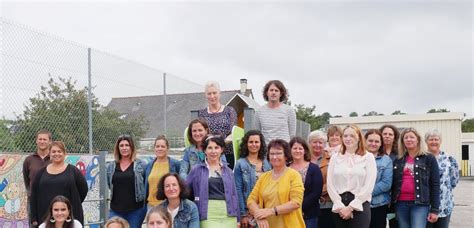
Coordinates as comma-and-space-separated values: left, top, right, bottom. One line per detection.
450, 177, 474, 228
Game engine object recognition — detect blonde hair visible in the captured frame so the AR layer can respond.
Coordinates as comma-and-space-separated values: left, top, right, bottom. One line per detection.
105, 216, 130, 228
205, 81, 220, 92
398, 127, 427, 159
146, 206, 172, 228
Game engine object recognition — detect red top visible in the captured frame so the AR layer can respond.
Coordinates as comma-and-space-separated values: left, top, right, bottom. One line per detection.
399, 156, 415, 201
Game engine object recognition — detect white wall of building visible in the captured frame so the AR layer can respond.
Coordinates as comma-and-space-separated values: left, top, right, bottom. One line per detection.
330, 112, 465, 167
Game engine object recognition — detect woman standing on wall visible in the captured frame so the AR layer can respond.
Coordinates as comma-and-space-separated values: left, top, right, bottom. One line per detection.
198, 81, 237, 169
106, 135, 147, 228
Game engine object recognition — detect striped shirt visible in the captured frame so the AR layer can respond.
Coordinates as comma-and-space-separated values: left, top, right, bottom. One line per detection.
254, 103, 296, 145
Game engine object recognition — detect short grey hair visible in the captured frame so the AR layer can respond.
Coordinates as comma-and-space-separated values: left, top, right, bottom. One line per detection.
308, 130, 328, 143
424, 129, 442, 141
205, 81, 220, 92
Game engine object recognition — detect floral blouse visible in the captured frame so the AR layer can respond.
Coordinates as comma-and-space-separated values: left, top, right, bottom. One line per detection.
435, 151, 459, 217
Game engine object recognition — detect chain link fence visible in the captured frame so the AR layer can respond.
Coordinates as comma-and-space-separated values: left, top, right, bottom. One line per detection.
0, 18, 202, 154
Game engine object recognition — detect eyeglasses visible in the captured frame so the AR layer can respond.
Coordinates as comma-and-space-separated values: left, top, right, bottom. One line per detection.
118, 134, 132, 140
269, 152, 284, 157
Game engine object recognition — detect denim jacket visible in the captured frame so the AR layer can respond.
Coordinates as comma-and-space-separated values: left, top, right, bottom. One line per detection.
186, 162, 240, 221
179, 145, 226, 180
371, 154, 393, 208
144, 156, 181, 203
106, 159, 147, 202
159, 199, 200, 228
234, 158, 272, 216
435, 151, 459, 217
392, 153, 440, 214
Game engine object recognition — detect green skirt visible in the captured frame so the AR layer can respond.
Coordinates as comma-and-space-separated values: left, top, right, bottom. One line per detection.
201, 200, 237, 228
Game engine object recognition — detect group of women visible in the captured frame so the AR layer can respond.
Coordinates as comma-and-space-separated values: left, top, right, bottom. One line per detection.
28, 125, 459, 228
28, 80, 459, 228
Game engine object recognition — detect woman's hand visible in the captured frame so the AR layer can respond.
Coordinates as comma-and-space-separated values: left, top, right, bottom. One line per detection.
427, 213, 438, 223
256, 218, 270, 228
225, 134, 233, 144
240, 215, 250, 228
339, 206, 353, 220
254, 208, 274, 219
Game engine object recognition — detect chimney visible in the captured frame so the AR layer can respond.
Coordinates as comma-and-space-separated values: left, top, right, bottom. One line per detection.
240, 78, 247, 95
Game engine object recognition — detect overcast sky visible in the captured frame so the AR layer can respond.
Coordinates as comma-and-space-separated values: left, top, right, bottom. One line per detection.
1, 0, 473, 118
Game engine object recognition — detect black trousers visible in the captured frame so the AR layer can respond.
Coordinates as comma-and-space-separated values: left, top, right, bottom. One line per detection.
332, 192, 371, 228
370, 204, 388, 228
319, 208, 336, 228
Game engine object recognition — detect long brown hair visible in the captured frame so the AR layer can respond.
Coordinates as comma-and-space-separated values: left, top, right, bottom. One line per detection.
43, 195, 75, 228
364, 129, 384, 156
113, 134, 137, 162
379, 124, 400, 155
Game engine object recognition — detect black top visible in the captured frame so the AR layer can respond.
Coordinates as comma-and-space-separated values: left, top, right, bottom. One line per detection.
111, 162, 144, 212
208, 176, 226, 200
30, 164, 88, 225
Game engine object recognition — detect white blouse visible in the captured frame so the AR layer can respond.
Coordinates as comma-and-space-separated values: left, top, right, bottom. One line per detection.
39, 220, 83, 228
327, 151, 376, 212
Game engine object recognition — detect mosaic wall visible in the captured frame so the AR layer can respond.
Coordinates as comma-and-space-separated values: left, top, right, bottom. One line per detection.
0, 154, 101, 228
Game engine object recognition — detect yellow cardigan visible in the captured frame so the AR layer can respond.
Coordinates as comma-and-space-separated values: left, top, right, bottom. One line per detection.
247, 168, 306, 228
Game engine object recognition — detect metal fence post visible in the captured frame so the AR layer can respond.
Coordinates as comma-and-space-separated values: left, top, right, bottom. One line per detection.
87, 48, 93, 154
99, 150, 108, 224
163, 72, 167, 137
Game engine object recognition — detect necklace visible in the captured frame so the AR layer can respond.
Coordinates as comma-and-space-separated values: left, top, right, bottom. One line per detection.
209, 104, 222, 113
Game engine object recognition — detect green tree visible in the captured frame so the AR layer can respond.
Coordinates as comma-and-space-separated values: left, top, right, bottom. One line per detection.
14, 77, 147, 153
427, 108, 450, 113
294, 104, 331, 130
0, 119, 18, 152
349, 112, 358, 117
392, 110, 406, 115
363, 111, 384, 116
462, 118, 474, 132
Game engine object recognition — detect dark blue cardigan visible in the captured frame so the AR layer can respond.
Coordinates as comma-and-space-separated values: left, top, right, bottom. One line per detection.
302, 162, 323, 219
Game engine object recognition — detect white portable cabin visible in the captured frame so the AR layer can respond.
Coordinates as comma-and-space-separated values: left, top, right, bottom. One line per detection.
329, 112, 465, 173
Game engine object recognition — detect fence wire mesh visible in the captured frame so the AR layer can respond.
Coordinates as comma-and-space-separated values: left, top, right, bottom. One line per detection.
1, 18, 203, 153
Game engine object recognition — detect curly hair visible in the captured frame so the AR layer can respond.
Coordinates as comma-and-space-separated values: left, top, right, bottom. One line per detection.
156, 173, 189, 200
262, 80, 288, 102
239, 130, 267, 160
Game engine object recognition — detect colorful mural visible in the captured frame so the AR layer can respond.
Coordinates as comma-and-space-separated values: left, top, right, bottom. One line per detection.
0, 154, 101, 228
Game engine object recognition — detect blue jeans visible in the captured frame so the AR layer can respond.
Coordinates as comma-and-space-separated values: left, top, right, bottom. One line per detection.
109, 207, 146, 228
305, 217, 318, 228
395, 201, 429, 228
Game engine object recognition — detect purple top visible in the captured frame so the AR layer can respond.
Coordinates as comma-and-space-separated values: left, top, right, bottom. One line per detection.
186, 163, 240, 221
198, 106, 237, 155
